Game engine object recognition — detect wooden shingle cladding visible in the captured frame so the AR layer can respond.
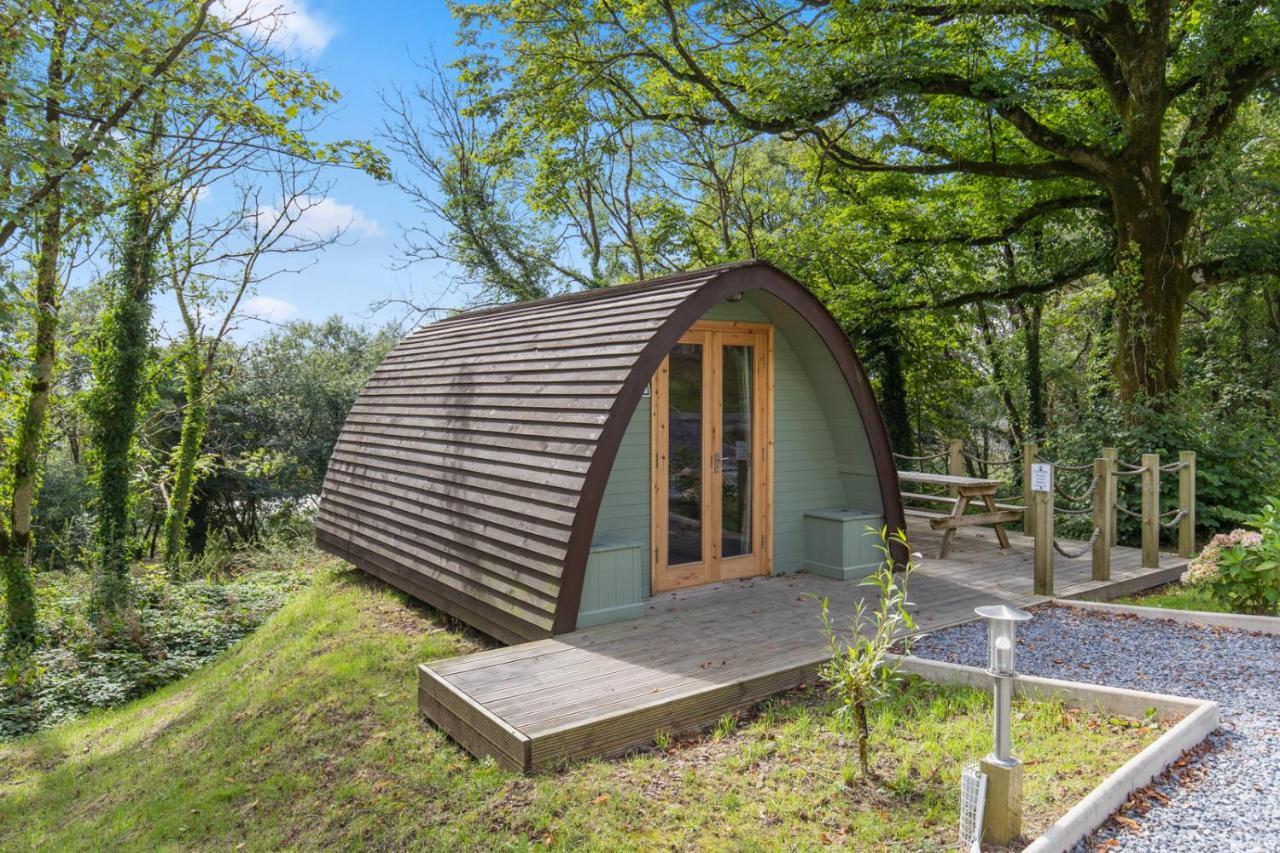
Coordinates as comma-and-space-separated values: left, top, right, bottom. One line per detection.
317, 261, 905, 642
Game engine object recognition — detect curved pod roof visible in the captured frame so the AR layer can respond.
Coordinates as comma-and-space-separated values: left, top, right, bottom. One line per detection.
317, 261, 905, 643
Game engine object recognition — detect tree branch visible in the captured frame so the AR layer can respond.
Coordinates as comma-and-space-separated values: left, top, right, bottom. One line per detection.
898, 194, 1110, 246
906, 249, 1113, 310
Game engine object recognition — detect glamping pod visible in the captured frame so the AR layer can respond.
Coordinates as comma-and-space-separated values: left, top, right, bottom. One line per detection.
317, 261, 904, 643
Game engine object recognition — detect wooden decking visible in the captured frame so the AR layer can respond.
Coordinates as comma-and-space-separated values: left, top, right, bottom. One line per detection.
419, 522, 1188, 772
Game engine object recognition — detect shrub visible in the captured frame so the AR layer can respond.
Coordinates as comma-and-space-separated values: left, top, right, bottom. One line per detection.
1182, 528, 1263, 585
1204, 499, 1280, 615
814, 528, 917, 777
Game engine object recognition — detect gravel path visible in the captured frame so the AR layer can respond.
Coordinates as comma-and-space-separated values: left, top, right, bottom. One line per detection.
910, 604, 1280, 851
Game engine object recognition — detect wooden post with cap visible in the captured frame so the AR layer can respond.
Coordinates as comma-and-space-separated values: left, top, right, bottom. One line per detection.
1092, 457, 1112, 581
1141, 453, 1160, 569
1178, 451, 1196, 558
1032, 462, 1054, 595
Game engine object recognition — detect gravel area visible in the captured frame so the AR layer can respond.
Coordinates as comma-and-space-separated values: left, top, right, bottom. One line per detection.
910, 603, 1280, 851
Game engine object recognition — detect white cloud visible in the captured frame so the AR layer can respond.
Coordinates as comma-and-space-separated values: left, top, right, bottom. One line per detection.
266, 196, 382, 240
216, 0, 336, 56
243, 295, 299, 322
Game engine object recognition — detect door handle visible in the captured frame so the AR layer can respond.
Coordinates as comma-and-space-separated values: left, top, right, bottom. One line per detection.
712, 452, 722, 473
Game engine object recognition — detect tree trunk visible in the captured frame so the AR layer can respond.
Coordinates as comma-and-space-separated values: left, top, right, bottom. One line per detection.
976, 302, 1023, 445
1, 19, 65, 647
188, 487, 211, 557
1, 192, 61, 647
1025, 300, 1045, 438
875, 332, 914, 457
89, 139, 164, 614
1110, 170, 1193, 403
161, 348, 209, 570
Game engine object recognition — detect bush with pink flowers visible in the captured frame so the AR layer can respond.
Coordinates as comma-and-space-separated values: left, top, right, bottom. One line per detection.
1183, 528, 1264, 585
1186, 499, 1280, 614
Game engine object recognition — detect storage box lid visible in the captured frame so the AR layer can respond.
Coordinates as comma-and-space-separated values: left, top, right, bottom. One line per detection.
803, 508, 883, 523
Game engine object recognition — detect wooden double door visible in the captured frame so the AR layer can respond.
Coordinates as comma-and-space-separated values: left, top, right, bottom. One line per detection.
650, 321, 773, 593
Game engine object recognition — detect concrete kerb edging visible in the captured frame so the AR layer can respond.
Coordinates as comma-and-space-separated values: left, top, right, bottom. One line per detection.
1051, 597, 1280, 635
887, 654, 1220, 853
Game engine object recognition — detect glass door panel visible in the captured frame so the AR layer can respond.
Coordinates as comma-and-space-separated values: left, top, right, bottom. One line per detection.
666, 342, 703, 566
720, 344, 753, 558
652, 322, 770, 594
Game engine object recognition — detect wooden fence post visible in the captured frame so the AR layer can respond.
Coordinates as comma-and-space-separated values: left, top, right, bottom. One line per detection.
1141, 453, 1160, 568
1102, 447, 1118, 547
1022, 442, 1037, 534
948, 439, 964, 497
1178, 451, 1196, 558
1091, 457, 1112, 581
1033, 463, 1054, 595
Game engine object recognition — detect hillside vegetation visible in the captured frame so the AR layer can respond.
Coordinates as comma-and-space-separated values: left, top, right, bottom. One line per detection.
1, 561, 1159, 851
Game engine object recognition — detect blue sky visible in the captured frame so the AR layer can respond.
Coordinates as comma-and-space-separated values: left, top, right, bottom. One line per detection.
154, 1, 469, 339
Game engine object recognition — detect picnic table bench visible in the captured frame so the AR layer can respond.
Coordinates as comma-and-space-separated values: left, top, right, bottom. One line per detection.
897, 470, 1023, 558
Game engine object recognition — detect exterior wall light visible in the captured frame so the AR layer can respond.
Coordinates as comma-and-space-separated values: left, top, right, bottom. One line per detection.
973, 603, 1033, 846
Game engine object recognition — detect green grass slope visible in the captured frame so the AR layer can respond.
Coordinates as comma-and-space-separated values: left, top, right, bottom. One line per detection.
0, 565, 1158, 851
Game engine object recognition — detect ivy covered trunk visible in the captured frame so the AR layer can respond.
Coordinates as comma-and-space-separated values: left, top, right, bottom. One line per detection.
161, 350, 208, 569
89, 141, 164, 614
1, 22, 65, 647
1, 192, 61, 647
1109, 146, 1194, 405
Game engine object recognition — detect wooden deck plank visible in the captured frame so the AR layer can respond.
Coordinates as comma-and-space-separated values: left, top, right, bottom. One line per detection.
418, 521, 1188, 771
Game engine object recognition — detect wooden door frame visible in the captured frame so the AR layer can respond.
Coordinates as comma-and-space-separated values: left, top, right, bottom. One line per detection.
650, 320, 774, 593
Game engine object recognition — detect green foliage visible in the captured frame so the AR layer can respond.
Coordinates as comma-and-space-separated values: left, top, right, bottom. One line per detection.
0, 546, 311, 739
815, 528, 917, 777
1208, 500, 1280, 615
1046, 389, 1280, 543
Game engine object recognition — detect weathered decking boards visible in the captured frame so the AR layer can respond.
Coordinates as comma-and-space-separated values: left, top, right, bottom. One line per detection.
419, 522, 1187, 772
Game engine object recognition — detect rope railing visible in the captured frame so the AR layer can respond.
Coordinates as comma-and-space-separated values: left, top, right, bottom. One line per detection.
892, 450, 949, 462
1055, 472, 1101, 504
897, 441, 1196, 594
1053, 526, 1102, 559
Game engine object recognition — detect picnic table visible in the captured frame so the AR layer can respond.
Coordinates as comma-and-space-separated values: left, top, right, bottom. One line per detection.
897, 471, 1023, 559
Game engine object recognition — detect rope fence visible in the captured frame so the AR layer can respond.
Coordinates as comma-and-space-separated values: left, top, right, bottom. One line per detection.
1053, 526, 1101, 559
892, 450, 949, 462
1055, 472, 1101, 504
896, 440, 1197, 597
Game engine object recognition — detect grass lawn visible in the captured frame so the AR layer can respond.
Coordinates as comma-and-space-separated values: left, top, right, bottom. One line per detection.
1117, 583, 1238, 613
1, 562, 1163, 851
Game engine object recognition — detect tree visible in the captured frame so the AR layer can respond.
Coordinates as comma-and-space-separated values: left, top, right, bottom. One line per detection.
182, 319, 396, 550
2, 0, 389, 637
455, 0, 1280, 402
0, 1, 218, 254
86, 126, 168, 612
0, 7, 69, 646
159, 164, 343, 567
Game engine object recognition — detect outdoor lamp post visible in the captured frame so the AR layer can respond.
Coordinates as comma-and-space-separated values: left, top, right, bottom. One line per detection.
974, 604, 1033, 846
